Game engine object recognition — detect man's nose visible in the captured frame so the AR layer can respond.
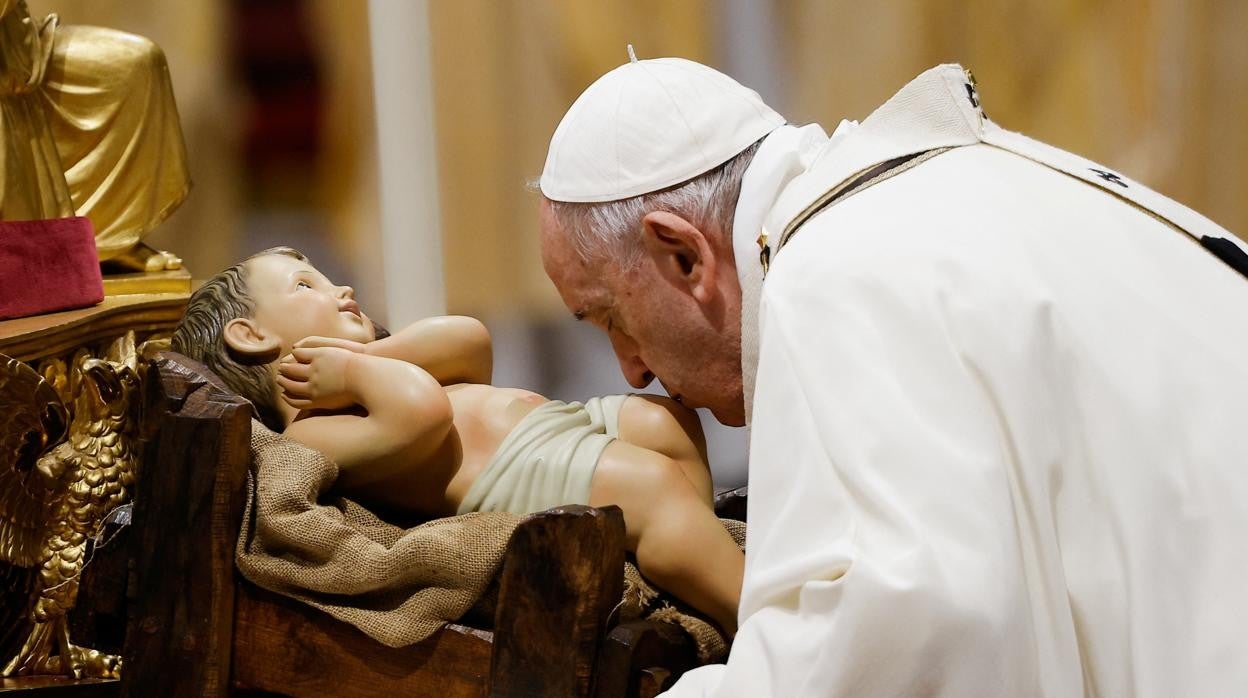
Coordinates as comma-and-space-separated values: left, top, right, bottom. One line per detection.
336, 285, 355, 299
615, 351, 654, 389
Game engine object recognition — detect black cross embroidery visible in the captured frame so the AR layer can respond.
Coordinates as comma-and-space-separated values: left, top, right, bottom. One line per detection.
1201, 236, 1248, 280
1090, 168, 1128, 188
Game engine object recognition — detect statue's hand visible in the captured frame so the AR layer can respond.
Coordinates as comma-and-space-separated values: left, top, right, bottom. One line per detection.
293, 336, 369, 354
276, 346, 358, 412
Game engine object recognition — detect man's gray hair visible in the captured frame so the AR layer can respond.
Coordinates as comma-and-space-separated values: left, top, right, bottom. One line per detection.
545, 139, 763, 270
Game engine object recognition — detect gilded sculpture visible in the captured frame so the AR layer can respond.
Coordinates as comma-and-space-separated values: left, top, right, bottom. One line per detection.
0, 0, 190, 272
0, 333, 142, 679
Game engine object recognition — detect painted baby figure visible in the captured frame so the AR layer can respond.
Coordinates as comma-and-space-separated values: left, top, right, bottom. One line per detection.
171, 247, 743, 634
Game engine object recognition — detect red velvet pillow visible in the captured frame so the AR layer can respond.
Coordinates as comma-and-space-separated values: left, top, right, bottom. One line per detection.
0, 217, 104, 320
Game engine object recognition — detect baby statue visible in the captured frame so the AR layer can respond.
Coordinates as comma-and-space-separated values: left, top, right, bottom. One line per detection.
171, 247, 743, 634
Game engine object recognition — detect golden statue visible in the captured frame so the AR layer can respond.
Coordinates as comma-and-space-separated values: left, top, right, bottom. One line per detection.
0, 335, 141, 679
0, 0, 189, 272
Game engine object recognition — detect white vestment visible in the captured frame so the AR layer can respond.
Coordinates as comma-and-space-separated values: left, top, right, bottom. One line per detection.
664, 65, 1248, 697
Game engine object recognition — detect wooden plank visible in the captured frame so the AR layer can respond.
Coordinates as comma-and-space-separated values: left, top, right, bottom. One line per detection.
489, 505, 626, 698
0, 294, 186, 362
232, 584, 493, 697
0, 677, 117, 696
120, 357, 252, 697
593, 622, 699, 698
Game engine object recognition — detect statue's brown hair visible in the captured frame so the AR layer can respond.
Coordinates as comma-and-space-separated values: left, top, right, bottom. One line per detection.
171, 246, 307, 431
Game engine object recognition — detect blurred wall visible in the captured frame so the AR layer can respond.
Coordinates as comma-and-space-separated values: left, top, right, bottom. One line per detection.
777, 0, 1248, 237
428, 0, 714, 318
307, 0, 384, 320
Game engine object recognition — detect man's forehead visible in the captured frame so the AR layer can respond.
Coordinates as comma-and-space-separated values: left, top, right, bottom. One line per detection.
538, 204, 618, 320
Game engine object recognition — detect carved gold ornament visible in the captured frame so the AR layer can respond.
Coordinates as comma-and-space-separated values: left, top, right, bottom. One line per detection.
0, 332, 142, 679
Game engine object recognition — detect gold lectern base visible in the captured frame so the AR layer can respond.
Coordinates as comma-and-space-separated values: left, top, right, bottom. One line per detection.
103, 268, 192, 296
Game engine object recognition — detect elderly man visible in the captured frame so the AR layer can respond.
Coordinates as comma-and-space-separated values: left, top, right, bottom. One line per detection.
538, 57, 1248, 697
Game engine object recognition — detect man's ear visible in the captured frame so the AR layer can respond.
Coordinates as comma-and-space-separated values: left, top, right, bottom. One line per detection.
223, 318, 281, 362
640, 211, 718, 305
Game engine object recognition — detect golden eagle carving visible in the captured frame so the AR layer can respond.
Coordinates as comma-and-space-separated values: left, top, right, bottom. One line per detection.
0, 335, 142, 679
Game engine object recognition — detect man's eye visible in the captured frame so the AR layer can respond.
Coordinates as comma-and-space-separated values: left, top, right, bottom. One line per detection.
297, 281, 311, 289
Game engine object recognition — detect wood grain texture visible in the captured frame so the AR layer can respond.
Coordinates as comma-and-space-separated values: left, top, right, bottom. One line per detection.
0, 676, 118, 696
64, 525, 131, 658
0, 295, 186, 362
233, 584, 494, 697
120, 355, 251, 697
593, 622, 698, 698
490, 505, 626, 698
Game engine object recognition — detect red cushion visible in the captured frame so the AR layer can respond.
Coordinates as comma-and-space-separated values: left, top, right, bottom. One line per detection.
0, 217, 104, 320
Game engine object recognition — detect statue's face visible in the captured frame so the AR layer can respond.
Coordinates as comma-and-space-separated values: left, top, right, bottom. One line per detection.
245, 254, 376, 355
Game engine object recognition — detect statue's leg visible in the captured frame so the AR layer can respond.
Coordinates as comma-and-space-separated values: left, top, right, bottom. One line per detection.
39, 24, 190, 268
1, 620, 53, 677
3, 540, 123, 678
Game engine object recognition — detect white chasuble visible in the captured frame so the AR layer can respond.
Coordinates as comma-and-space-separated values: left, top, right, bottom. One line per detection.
666, 65, 1248, 697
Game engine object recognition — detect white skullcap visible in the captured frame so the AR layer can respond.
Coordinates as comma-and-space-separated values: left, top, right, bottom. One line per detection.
540, 53, 786, 203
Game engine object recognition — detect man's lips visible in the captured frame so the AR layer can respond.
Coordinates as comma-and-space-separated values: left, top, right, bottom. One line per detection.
340, 300, 362, 318
660, 380, 686, 406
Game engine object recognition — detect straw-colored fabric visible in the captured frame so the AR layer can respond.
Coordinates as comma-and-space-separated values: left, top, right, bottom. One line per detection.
235, 418, 743, 661
236, 421, 521, 647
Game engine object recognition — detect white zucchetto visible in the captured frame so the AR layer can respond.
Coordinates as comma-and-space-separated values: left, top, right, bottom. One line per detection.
540, 55, 786, 203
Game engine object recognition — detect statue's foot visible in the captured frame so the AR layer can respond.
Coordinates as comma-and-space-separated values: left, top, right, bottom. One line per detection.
46, 643, 123, 680
146, 249, 183, 272
104, 242, 183, 273
1, 620, 122, 679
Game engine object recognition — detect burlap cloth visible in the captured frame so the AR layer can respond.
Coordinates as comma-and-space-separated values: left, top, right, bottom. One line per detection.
235, 420, 746, 663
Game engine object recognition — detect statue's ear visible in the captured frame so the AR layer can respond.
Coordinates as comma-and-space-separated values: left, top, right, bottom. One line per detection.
224, 318, 280, 362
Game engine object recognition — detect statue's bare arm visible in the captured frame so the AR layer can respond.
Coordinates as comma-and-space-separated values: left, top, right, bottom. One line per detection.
280, 348, 453, 489
365, 316, 493, 385
293, 316, 492, 385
